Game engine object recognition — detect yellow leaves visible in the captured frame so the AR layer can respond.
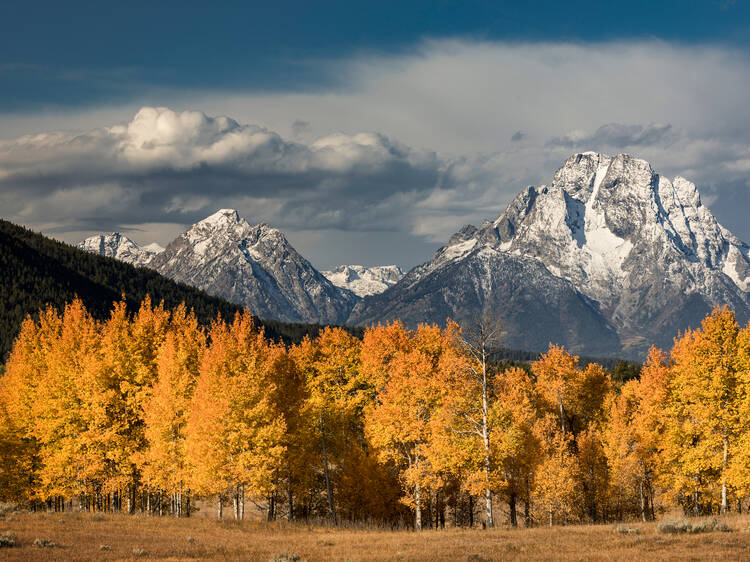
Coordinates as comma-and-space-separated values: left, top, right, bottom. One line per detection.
9, 297, 750, 524
532, 428, 579, 525
296, 326, 364, 418
662, 307, 743, 503
364, 323, 450, 507
184, 311, 287, 500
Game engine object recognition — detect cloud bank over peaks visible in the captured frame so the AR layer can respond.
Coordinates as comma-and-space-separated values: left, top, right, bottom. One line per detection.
0, 107, 441, 236
546, 123, 676, 149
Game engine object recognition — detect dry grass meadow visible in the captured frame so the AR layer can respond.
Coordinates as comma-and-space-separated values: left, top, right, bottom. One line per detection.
3, 510, 750, 560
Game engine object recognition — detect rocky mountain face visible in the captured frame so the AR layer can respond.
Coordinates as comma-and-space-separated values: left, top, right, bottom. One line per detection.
322, 265, 404, 297
350, 153, 750, 358
77, 233, 163, 267
80, 210, 358, 324
146, 210, 358, 324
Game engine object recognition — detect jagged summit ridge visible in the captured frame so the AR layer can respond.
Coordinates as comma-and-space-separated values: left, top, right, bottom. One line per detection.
322, 265, 404, 297
351, 152, 750, 358
77, 233, 163, 267
80, 209, 358, 324
147, 210, 357, 324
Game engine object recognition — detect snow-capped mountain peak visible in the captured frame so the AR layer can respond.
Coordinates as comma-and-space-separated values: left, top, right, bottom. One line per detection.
200, 208, 240, 226
148, 210, 358, 324
323, 265, 404, 297
78, 210, 358, 324
77, 232, 162, 267
351, 152, 750, 358
141, 242, 166, 254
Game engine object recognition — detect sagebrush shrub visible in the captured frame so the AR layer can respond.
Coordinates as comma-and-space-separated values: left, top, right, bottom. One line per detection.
658, 517, 732, 534
615, 524, 640, 535
269, 554, 303, 562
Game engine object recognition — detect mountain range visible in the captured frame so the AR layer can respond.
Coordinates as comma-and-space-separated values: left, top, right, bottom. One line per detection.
78, 152, 750, 358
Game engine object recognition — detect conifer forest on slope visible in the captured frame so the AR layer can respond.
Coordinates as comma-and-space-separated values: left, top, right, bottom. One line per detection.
0, 219, 358, 361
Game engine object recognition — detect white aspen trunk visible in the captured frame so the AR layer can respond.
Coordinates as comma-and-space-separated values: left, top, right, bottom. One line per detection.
721, 437, 729, 515
240, 484, 245, 520
233, 488, 239, 520
414, 482, 422, 531
319, 416, 336, 523
639, 480, 647, 522
217, 495, 223, 520
481, 349, 493, 529
288, 480, 294, 522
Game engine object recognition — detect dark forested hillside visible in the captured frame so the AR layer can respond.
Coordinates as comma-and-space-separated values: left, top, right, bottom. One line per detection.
0, 220, 352, 360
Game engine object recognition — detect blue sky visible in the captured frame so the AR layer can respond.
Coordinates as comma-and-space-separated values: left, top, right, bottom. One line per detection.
2, 1, 750, 269
2, 1, 749, 110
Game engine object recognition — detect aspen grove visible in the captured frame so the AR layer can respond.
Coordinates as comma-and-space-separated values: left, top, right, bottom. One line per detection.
3, 298, 750, 529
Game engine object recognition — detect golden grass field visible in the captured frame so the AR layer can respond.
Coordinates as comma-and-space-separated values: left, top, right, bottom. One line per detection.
3, 510, 750, 560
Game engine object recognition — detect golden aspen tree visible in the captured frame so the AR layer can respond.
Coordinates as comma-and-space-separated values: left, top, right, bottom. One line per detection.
632, 347, 671, 515
1, 313, 60, 504
431, 322, 497, 528
0, 400, 35, 503
360, 322, 439, 526
184, 319, 233, 516
31, 299, 99, 503
532, 416, 579, 526
185, 313, 286, 519
533, 346, 582, 436
139, 305, 205, 515
264, 343, 307, 521
666, 306, 741, 515
292, 327, 363, 523
449, 316, 503, 528
491, 366, 542, 526
605, 381, 645, 519
605, 347, 669, 521
123, 297, 170, 512
85, 299, 134, 509
576, 427, 610, 521
532, 346, 613, 522
365, 324, 446, 530
730, 322, 750, 501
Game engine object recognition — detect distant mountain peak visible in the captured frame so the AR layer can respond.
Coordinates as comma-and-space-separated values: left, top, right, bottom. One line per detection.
323, 264, 404, 297
79, 209, 358, 324
200, 208, 241, 225
77, 232, 162, 267
147, 210, 357, 324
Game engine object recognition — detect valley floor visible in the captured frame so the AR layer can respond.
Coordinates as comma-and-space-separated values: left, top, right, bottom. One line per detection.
2, 511, 750, 560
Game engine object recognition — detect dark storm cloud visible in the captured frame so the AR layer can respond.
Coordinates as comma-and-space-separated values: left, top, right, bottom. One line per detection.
546, 123, 675, 149
0, 107, 441, 234
292, 119, 311, 137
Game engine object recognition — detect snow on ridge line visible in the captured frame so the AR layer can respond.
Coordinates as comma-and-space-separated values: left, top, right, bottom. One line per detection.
322, 264, 404, 297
